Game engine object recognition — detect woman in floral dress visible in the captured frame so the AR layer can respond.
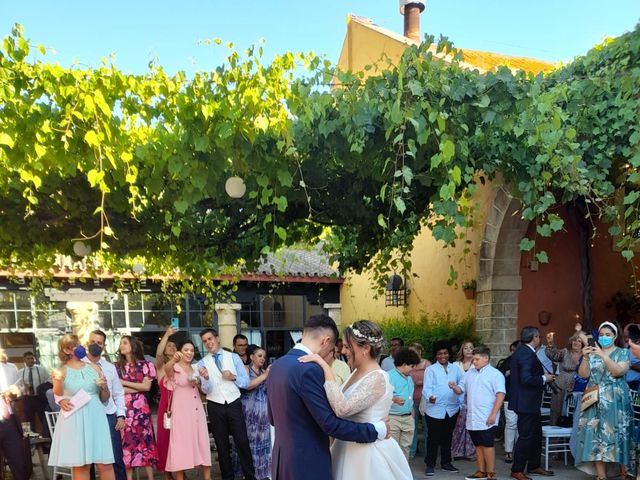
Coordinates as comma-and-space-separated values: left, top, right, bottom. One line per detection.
575, 321, 634, 480
117, 336, 158, 480
452, 341, 476, 460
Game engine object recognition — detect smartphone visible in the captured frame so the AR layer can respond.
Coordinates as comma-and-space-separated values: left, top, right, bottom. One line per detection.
171, 317, 179, 329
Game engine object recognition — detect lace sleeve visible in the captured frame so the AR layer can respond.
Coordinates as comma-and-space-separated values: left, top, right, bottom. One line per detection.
324, 370, 387, 418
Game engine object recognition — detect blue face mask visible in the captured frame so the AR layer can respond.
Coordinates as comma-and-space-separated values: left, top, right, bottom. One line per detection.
73, 345, 87, 359
599, 336, 614, 348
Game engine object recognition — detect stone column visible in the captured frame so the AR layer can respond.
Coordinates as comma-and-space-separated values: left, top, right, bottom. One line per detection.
66, 302, 99, 344
215, 303, 241, 350
323, 303, 342, 333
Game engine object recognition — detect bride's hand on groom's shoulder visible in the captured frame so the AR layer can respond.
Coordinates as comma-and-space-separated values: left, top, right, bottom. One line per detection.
298, 353, 323, 365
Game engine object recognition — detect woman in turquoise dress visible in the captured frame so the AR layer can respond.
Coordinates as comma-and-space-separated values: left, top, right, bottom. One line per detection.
48, 334, 115, 480
575, 320, 635, 480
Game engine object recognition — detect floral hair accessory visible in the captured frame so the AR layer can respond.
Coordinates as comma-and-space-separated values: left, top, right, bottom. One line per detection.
349, 324, 383, 343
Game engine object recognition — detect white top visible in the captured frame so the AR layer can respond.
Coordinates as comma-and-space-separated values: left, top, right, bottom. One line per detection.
17, 364, 50, 394
201, 350, 241, 404
0, 362, 19, 416
464, 364, 506, 431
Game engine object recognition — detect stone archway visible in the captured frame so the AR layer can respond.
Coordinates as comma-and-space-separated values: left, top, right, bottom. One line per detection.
475, 186, 530, 359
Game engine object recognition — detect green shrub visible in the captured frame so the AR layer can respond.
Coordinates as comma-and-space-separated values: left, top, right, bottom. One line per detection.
379, 311, 479, 361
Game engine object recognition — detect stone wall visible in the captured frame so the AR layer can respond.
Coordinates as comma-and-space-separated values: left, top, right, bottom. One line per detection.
476, 186, 529, 360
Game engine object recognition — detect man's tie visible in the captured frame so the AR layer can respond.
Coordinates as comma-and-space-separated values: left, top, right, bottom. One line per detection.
28, 367, 34, 395
213, 353, 223, 372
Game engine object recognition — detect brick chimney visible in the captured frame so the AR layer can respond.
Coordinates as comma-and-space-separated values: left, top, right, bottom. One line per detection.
399, 0, 426, 43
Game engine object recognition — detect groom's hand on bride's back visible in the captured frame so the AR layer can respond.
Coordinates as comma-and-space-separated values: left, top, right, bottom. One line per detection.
383, 416, 392, 439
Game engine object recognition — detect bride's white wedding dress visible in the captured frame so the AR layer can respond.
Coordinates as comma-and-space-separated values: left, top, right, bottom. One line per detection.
325, 368, 413, 480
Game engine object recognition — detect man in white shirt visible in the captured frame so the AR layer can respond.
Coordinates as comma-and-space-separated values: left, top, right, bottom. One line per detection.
17, 351, 50, 433
198, 328, 255, 480
422, 341, 464, 476
86, 330, 126, 480
0, 347, 28, 480
463, 345, 506, 480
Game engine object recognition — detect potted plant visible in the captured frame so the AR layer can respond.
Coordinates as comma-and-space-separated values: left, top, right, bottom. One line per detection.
462, 280, 477, 300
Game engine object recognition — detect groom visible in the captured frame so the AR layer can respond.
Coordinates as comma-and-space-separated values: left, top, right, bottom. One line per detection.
267, 314, 389, 480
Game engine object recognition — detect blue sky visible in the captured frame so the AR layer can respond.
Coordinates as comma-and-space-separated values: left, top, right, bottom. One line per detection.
2, 1, 639, 75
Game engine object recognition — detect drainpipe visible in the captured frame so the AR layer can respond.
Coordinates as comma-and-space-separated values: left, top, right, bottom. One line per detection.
399, 0, 426, 43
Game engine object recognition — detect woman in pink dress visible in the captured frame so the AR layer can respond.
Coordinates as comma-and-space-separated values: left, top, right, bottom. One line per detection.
164, 339, 212, 480
116, 336, 158, 480
154, 327, 178, 479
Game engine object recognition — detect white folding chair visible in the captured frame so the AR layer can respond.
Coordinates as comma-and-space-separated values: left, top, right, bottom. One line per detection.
45, 411, 73, 479
541, 425, 572, 470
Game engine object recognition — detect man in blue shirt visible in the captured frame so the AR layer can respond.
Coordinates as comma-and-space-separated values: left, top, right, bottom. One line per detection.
422, 341, 464, 476
388, 348, 420, 458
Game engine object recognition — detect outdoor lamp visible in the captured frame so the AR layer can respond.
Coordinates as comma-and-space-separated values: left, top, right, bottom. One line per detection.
225, 176, 246, 198
385, 273, 406, 307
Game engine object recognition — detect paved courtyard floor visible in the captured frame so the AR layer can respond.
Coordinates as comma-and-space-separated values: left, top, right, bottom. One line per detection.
29, 447, 596, 480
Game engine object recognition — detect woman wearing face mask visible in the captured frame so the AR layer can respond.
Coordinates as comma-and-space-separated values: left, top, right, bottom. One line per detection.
116, 336, 158, 480
164, 339, 212, 480
48, 334, 115, 480
575, 320, 634, 480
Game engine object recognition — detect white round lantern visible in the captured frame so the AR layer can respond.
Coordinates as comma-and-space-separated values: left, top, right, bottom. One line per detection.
72, 241, 91, 257
225, 176, 247, 199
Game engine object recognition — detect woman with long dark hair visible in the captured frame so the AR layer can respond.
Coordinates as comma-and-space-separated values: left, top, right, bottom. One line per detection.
164, 339, 211, 480
117, 336, 158, 480
154, 327, 177, 479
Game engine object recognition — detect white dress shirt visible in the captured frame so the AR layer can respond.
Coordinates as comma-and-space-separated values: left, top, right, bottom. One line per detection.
464, 364, 506, 430
17, 364, 50, 394
83, 357, 126, 416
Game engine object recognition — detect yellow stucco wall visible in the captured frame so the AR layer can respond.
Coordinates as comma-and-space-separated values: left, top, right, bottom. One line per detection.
340, 182, 495, 324
336, 16, 500, 324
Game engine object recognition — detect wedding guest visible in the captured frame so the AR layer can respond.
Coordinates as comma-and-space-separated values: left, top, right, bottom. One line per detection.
408, 342, 430, 460
327, 348, 351, 386
155, 327, 177, 480
389, 348, 420, 458
233, 334, 250, 365
198, 328, 256, 480
335, 338, 348, 362
48, 334, 114, 480
17, 351, 49, 433
0, 346, 28, 480
496, 340, 519, 463
116, 336, 158, 480
509, 326, 555, 480
453, 341, 476, 460
462, 346, 505, 480
381, 337, 404, 371
575, 320, 634, 479
544, 330, 584, 425
234, 345, 271, 480
624, 324, 640, 391
86, 330, 126, 480
423, 341, 464, 476
164, 340, 211, 480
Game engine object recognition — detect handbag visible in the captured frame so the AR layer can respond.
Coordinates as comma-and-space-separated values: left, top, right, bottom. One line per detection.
163, 387, 174, 429
580, 384, 599, 411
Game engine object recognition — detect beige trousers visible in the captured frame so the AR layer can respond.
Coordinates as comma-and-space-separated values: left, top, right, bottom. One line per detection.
390, 414, 415, 459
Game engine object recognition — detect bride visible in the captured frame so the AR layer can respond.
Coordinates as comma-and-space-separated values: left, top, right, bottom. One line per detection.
300, 320, 412, 480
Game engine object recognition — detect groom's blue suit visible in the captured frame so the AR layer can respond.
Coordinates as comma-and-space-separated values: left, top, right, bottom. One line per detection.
267, 347, 379, 480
